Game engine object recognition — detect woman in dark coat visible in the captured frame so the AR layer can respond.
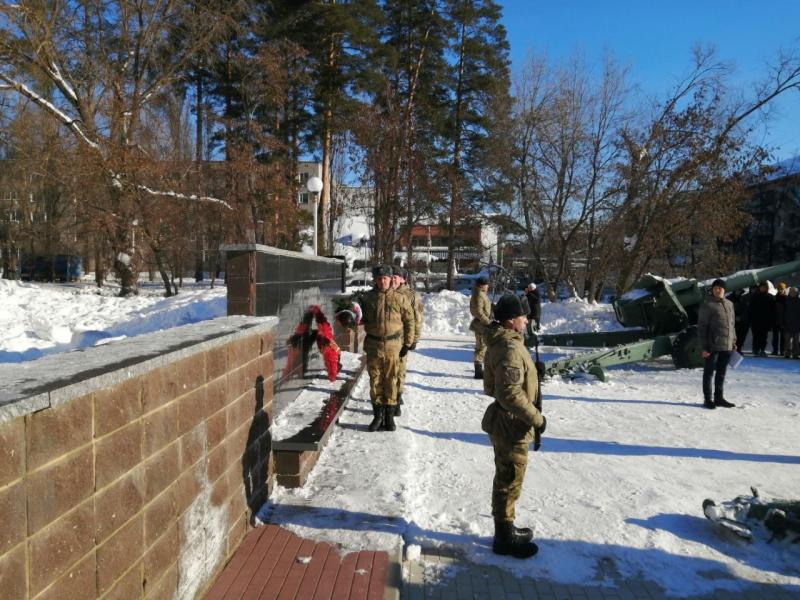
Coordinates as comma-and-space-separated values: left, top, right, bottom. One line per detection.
749, 282, 775, 357
730, 288, 751, 354
783, 287, 800, 359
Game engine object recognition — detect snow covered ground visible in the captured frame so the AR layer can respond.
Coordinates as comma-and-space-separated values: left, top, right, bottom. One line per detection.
3, 280, 799, 597
263, 336, 800, 597
0, 278, 226, 362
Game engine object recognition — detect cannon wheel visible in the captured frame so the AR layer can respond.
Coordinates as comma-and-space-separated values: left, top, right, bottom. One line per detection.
671, 326, 704, 369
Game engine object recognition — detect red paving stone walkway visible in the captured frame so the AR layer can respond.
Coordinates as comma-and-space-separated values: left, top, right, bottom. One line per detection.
203, 524, 390, 600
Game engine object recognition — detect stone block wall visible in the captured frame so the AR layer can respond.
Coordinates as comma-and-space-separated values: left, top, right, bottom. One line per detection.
0, 316, 277, 600
221, 244, 347, 417
272, 354, 365, 489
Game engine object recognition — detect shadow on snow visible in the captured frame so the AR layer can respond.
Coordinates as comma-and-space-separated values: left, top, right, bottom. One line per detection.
403, 428, 800, 465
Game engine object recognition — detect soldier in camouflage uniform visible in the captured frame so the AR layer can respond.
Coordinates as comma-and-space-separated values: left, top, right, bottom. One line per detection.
392, 266, 423, 417
359, 264, 415, 431
481, 294, 546, 559
470, 276, 492, 379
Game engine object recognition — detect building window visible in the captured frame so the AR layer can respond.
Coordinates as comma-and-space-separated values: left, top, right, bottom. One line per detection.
299, 172, 310, 184
299, 192, 309, 204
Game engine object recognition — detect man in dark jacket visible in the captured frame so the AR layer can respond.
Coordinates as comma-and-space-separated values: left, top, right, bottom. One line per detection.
481, 294, 545, 559
749, 282, 775, 357
697, 279, 736, 409
524, 283, 542, 331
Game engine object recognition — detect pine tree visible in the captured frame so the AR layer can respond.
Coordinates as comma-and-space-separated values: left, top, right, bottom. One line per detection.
440, 0, 510, 288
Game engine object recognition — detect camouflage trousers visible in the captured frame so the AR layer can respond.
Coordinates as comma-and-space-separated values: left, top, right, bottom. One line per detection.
365, 339, 402, 406
490, 434, 530, 523
396, 354, 408, 394
474, 331, 487, 363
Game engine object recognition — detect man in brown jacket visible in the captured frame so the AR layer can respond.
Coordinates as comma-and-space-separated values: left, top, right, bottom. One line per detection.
392, 266, 423, 417
360, 264, 415, 431
481, 294, 545, 559
698, 278, 736, 409
470, 276, 492, 379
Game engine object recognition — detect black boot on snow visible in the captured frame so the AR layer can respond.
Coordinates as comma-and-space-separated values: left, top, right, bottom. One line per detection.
368, 405, 385, 432
513, 524, 533, 543
383, 406, 396, 431
474, 362, 484, 379
395, 394, 403, 417
714, 398, 735, 408
492, 521, 538, 558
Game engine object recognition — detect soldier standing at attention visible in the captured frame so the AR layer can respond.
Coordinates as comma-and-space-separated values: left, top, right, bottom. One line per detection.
360, 264, 415, 431
392, 266, 423, 417
481, 294, 545, 559
470, 276, 492, 379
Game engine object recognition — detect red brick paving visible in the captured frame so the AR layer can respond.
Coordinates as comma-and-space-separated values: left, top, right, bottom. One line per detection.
203, 525, 388, 600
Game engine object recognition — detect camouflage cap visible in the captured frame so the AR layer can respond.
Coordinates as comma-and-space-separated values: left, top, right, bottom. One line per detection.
371, 264, 393, 278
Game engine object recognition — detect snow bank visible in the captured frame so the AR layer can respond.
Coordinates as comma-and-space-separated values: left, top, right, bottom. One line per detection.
421, 290, 625, 337
0, 280, 627, 363
0, 279, 226, 362
422, 290, 472, 336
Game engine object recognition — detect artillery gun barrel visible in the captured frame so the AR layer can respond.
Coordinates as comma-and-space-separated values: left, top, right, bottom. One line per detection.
705, 259, 800, 293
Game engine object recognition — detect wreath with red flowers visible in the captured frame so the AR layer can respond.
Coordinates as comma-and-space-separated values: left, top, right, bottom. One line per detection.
283, 305, 341, 382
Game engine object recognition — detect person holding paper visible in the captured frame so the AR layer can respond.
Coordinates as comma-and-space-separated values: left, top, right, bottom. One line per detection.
697, 278, 737, 409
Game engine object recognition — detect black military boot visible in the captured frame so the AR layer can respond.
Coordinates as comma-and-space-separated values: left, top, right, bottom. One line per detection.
492, 521, 538, 558
703, 397, 716, 409
395, 393, 403, 417
383, 406, 396, 431
368, 405, 385, 432
513, 524, 533, 542
474, 362, 484, 379
714, 397, 735, 408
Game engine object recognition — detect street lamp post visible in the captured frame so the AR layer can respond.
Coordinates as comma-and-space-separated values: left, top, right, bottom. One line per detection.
306, 176, 323, 255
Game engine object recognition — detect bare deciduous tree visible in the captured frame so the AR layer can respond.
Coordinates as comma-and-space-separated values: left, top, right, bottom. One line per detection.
0, 0, 239, 294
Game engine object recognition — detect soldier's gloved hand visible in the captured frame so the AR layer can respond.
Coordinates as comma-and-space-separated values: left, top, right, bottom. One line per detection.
536, 415, 547, 435
399, 345, 410, 358
409, 342, 417, 351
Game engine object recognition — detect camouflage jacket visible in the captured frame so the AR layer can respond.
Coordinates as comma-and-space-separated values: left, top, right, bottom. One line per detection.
481, 323, 543, 442
470, 287, 492, 332
359, 287, 415, 347
398, 284, 423, 344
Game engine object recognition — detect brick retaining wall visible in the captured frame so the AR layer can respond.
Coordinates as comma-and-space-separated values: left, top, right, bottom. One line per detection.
0, 317, 278, 600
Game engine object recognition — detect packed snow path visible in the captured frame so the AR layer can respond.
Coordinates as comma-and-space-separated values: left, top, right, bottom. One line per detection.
265, 335, 800, 598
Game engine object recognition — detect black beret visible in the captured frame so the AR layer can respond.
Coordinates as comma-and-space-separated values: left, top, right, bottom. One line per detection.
392, 265, 407, 278
476, 276, 489, 286
494, 294, 525, 321
711, 278, 726, 289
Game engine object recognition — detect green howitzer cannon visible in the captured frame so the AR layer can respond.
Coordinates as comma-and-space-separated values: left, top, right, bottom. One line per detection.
526, 259, 800, 381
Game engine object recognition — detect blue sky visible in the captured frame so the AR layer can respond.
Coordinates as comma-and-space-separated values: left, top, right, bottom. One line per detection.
499, 1, 800, 161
